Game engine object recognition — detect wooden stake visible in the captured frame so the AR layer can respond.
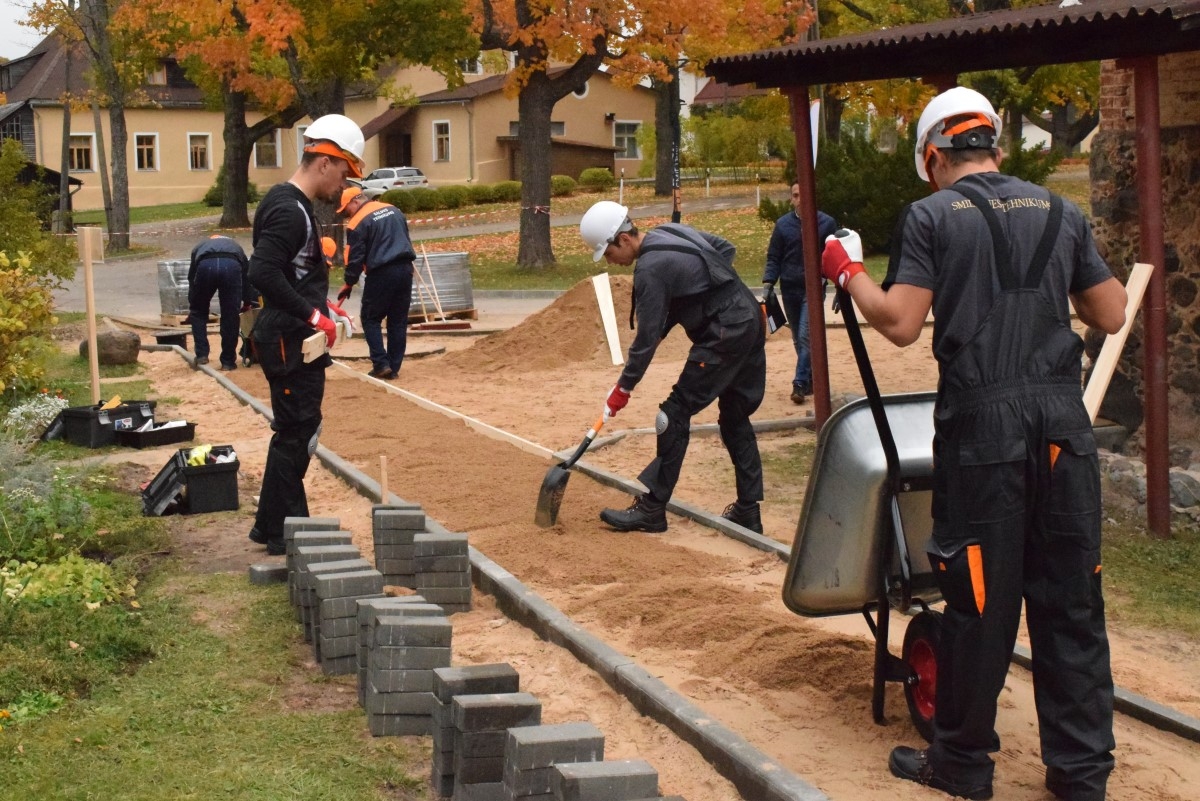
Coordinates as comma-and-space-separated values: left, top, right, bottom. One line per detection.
419, 245, 447, 321
79, 226, 104, 404
379, 454, 389, 503
1083, 262, 1153, 422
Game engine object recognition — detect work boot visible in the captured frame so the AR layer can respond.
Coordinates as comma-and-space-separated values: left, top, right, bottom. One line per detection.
248, 526, 269, 545
219, 361, 237, 371
721, 500, 763, 534
195, 356, 209, 367
790, 383, 807, 404
600, 495, 667, 533
266, 539, 287, 556
368, 366, 395, 379
888, 747, 993, 800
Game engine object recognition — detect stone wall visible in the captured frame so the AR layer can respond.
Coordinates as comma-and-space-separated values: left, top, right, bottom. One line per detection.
1088, 57, 1200, 463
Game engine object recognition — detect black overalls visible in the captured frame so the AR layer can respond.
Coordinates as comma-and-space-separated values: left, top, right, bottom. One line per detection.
926, 185, 1115, 800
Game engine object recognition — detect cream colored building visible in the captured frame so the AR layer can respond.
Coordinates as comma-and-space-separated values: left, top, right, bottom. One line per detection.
1, 37, 655, 212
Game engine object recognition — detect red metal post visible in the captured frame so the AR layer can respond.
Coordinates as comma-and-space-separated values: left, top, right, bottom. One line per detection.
1132, 57, 1171, 538
787, 86, 831, 429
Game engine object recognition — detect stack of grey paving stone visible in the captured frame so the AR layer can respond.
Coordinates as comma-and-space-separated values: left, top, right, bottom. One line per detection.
357, 596, 444, 707
363, 611, 454, 736
373, 504, 427, 588
451, 693, 542, 801
502, 722, 605, 801
288, 530, 354, 620
313, 566, 386, 675
414, 532, 472, 614
282, 516, 343, 614
431, 664, 521, 798
549, 759, 659, 801
296, 548, 369, 642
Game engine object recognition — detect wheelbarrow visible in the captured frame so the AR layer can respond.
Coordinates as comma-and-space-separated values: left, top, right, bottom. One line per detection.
782, 288, 943, 741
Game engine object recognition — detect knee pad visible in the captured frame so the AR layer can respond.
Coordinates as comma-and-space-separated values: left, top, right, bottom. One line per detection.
655, 409, 669, 435
927, 539, 986, 617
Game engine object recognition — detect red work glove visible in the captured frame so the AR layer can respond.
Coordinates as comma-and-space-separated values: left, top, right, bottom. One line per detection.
605, 385, 631, 417
337, 283, 354, 302
308, 307, 338, 349
822, 229, 866, 290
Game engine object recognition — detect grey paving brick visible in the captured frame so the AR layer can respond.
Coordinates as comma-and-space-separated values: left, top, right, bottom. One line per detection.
369, 645, 452, 671
504, 722, 604, 770
365, 686, 438, 715
319, 654, 357, 676
415, 571, 472, 589
377, 558, 417, 575
284, 516, 340, 539
322, 593, 385, 620
503, 763, 557, 796
455, 729, 508, 759
431, 771, 454, 799
413, 587, 473, 605
303, 558, 374, 592
318, 633, 358, 659
314, 569, 385, 600
454, 754, 504, 784
248, 563, 287, 585
373, 542, 416, 560
373, 508, 427, 531
415, 554, 470, 572
433, 664, 520, 703
367, 668, 435, 693
380, 573, 416, 588
550, 760, 659, 801
367, 712, 432, 737
451, 779, 504, 801
414, 532, 469, 557
320, 615, 359, 639
373, 616, 453, 647
373, 529, 419, 546
356, 596, 433, 627
451, 693, 541, 732
289, 530, 353, 552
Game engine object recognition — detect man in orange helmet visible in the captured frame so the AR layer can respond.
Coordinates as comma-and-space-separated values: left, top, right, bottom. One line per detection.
335, 186, 416, 380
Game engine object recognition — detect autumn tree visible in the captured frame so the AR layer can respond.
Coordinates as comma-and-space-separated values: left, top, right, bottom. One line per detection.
28, 0, 160, 250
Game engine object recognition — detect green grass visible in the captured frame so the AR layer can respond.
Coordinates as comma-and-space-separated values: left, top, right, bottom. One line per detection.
1101, 511, 1200, 637
73, 201, 224, 227
1, 574, 431, 801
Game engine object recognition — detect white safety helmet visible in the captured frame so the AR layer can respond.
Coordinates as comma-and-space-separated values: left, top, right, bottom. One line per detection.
913, 86, 1002, 183
303, 113, 366, 179
580, 201, 632, 262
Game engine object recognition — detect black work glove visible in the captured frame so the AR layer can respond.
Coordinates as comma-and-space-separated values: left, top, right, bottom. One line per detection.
337, 283, 354, 303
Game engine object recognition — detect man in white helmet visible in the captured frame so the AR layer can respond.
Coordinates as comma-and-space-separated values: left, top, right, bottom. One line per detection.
821, 86, 1127, 800
246, 113, 365, 555
579, 200, 766, 535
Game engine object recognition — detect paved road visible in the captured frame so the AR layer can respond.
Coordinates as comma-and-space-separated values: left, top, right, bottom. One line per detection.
54, 192, 765, 327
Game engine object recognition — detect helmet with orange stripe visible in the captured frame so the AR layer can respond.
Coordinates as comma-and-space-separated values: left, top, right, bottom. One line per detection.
303, 114, 366, 179
914, 87, 1002, 183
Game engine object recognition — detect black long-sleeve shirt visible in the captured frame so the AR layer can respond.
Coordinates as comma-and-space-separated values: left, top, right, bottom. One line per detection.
248, 183, 328, 337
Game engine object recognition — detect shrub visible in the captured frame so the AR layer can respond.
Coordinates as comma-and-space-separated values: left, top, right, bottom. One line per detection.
758, 195, 791, 224
202, 165, 261, 207
492, 181, 522, 202
579, 167, 615, 191
2, 390, 67, 441
0, 253, 57, 396
382, 189, 417, 213
437, 185, 471, 210
550, 175, 577, 197
467, 183, 498, 205
0, 140, 77, 287
406, 187, 441, 212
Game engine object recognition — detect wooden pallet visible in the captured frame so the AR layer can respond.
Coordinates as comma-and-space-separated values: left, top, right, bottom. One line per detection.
407, 307, 477, 324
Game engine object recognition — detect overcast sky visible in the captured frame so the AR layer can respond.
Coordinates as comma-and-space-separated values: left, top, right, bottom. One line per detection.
1, 0, 44, 62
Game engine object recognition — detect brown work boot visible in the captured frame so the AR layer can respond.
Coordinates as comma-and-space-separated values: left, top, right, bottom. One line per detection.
600, 495, 667, 533
790, 383, 808, 404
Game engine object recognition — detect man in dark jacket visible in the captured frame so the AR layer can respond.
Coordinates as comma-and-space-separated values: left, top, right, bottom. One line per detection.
335, 187, 416, 379
187, 234, 250, 370
579, 200, 767, 535
763, 183, 839, 403
246, 114, 364, 555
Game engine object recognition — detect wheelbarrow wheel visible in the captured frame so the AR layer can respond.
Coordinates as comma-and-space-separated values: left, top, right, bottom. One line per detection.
902, 610, 942, 743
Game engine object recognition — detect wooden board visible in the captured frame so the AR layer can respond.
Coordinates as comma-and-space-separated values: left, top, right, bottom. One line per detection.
1082, 262, 1153, 422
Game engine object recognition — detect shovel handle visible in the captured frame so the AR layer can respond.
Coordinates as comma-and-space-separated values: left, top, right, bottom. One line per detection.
561, 412, 608, 470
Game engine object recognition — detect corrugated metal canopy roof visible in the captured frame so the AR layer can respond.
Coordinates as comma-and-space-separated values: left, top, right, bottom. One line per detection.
706, 0, 1200, 88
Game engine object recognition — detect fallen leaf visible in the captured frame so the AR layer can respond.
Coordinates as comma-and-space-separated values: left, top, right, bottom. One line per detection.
68, 641, 80, 649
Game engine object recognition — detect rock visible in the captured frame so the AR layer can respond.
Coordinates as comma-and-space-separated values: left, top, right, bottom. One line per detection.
79, 330, 141, 365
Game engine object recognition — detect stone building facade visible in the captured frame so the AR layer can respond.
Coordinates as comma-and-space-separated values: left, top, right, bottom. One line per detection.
1088, 54, 1200, 462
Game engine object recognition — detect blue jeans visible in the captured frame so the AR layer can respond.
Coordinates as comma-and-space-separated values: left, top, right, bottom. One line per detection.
781, 290, 811, 389
361, 264, 414, 374
189, 257, 242, 366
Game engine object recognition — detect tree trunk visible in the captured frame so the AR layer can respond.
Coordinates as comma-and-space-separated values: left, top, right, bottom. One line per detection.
107, 105, 131, 251
516, 73, 556, 270
823, 88, 844, 144
220, 88, 252, 228
654, 78, 673, 197
57, 37, 73, 235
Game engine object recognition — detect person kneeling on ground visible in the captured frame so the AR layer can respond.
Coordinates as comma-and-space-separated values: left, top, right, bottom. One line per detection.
578, 200, 767, 535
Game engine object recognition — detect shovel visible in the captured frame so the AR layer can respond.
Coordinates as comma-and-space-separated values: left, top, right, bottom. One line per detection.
534, 411, 608, 527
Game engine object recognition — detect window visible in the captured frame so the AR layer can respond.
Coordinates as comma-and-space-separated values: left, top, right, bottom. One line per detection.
1, 116, 20, 143
295, 125, 308, 164
615, 122, 640, 158
458, 57, 482, 75
146, 65, 167, 85
135, 133, 158, 171
434, 121, 450, 162
69, 134, 94, 172
254, 129, 280, 169
188, 133, 210, 170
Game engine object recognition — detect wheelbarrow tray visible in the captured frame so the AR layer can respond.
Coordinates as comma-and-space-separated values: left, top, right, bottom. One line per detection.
783, 390, 942, 617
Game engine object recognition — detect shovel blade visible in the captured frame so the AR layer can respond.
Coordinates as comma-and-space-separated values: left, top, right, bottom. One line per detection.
534, 463, 571, 527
